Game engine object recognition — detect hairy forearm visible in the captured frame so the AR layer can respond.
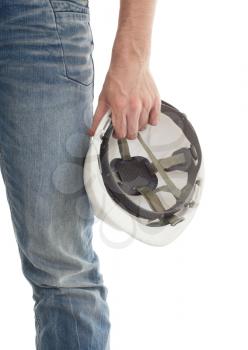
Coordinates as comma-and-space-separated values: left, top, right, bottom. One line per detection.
111, 0, 157, 66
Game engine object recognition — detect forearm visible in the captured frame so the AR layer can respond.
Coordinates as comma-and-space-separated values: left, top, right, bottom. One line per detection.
111, 0, 157, 67
89, 0, 160, 138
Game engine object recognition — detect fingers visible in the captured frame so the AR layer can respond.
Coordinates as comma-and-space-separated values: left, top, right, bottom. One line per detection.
89, 96, 161, 139
112, 109, 127, 139
138, 108, 150, 131
88, 100, 110, 136
125, 99, 141, 139
113, 97, 161, 139
148, 97, 161, 126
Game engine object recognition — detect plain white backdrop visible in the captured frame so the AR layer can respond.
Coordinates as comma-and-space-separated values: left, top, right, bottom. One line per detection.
1, 0, 248, 349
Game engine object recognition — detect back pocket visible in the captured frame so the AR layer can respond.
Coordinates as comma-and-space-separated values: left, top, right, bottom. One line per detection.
54, 10, 94, 86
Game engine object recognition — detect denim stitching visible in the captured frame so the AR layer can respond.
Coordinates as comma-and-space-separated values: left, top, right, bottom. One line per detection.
35, 313, 41, 350
0, 150, 18, 235
47, 0, 68, 79
51, 1, 89, 13
54, 14, 94, 87
53, 292, 59, 350
68, 290, 81, 350
47, 0, 94, 88
87, 20, 95, 99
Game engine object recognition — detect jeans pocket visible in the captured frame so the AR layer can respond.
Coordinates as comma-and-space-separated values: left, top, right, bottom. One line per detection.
53, 6, 94, 87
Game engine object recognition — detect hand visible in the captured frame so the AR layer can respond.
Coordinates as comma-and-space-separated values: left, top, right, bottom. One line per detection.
88, 61, 161, 139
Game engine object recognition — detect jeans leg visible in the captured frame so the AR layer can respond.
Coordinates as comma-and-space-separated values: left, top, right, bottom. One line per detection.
0, 1, 111, 349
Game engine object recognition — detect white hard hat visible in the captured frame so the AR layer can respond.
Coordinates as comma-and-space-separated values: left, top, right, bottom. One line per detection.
84, 100, 204, 246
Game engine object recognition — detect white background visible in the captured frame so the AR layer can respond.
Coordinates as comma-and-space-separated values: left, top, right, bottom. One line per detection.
1, 0, 248, 349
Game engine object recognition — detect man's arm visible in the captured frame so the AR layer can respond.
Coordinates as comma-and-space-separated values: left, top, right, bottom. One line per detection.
89, 0, 161, 139
111, 0, 156, 66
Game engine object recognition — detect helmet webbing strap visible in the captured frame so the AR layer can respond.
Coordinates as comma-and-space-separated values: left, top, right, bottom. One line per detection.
118, 138, 186, 171
110, 137, 180, 220
117, 137, 186, 220
157, 153, 186, 170
137, 133, 181, 199
137, 186, 184, 226
118, 139, 131, 160
137, 185, 166, 212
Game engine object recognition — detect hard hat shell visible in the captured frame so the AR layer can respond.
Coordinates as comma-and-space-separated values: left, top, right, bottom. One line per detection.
84, 100, 204, 246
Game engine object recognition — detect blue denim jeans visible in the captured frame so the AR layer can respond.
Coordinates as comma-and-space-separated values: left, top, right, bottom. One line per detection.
0, 0, 111, 349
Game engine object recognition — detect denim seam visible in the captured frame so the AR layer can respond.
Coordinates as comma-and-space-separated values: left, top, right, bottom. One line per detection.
0, 150, 8, 191
87, 21, 95, 99
51, 1, 89, 13
55, 17, 94, 87
53, 292, 59, 350
47, 0, 94, 88
47, 0, 68, 79
68, 290, 81, 350
35, 313, 41, 350
0, 151, 18, 235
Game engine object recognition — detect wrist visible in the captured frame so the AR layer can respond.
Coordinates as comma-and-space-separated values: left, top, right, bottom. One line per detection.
111, 30, 151, 67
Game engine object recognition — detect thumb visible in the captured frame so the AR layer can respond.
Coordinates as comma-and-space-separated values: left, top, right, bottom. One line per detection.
88, 100, 110, 136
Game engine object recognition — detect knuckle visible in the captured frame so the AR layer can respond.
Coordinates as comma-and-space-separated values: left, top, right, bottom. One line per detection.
129, 97, 141, 111
113, 97, 127, 110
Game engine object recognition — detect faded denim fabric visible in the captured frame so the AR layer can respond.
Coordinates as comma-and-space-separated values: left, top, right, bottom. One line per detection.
0, 0, 111, 349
